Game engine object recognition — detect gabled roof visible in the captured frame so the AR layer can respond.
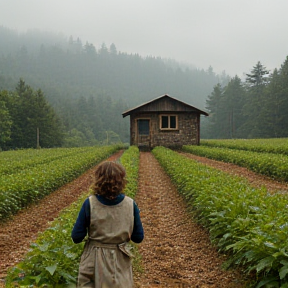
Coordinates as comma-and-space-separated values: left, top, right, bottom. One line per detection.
122, 94, 209, 117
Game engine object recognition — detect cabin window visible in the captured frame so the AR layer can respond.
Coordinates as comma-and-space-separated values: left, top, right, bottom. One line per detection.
160, 115, 178, 130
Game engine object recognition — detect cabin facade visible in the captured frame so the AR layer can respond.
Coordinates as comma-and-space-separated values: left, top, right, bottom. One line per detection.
122, 94, 208, 149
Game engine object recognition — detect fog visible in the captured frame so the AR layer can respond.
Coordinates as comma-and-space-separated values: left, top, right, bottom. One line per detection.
1, 0, 288, 76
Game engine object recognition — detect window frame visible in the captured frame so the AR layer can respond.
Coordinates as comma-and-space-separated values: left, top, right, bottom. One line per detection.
159, 114, 178, 130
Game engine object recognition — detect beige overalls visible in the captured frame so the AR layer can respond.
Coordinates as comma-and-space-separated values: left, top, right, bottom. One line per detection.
77, 195, 134, 288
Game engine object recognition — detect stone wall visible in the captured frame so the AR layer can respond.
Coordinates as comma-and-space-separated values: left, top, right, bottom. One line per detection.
130, 112, 199, 148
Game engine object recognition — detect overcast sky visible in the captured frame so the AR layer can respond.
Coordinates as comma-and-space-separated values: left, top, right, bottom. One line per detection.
1, 0, 287, 76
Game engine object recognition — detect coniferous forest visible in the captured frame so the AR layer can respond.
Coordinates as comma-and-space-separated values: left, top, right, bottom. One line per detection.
0, 25, 288, 150
205, 60, 288, 139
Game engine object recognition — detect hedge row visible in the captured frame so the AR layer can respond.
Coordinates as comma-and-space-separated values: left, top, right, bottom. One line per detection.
153, 146, 288, 288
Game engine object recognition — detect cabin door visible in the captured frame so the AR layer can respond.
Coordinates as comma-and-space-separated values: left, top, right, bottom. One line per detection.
137, 119, 150, 148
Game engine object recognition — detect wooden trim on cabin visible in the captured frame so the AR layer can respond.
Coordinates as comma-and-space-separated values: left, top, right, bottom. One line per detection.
159, 114, 178, 131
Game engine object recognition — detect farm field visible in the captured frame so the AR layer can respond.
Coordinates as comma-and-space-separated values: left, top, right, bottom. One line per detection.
1, 144, 288, 287
200, 138, 288, 155
0, 145, 121, 220
0, 149, 124, 281
183, 143, 288, 182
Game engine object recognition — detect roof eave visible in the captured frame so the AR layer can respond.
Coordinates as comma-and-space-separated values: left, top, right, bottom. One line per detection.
122, 94, 209, 117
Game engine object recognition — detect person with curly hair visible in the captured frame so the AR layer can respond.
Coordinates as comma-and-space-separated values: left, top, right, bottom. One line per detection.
71, 161, 144, 288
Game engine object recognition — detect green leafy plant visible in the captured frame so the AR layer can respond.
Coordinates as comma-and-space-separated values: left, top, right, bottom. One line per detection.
5, 145, 141, 287
0, 145, 122, 220
201, 138, 288, 155
183, 145, 288, 182
153, 146, 288, 287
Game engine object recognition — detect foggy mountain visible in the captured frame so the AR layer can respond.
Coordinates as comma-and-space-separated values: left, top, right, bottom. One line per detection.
0, 26, 229, 110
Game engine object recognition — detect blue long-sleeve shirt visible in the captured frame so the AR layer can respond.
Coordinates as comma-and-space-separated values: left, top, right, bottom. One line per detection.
71, 194, 144, 244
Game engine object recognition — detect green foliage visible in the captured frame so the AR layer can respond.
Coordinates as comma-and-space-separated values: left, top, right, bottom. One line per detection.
5, 196, 86, 288
205, 76, 246, 139
204, 58, 288, 139
0, 79, 64, 150
120, 146, 143, 274
0, 99, 12, 147
183, 144, 288, 182
0, 147, 89, 176
0, 145, 121, 220
5, 145, 141, 287
61, 95, 129, 146
152, 146, 288, 287
201, 138, 288, 155
62, 128, 99, 148
120, 146, 140, 199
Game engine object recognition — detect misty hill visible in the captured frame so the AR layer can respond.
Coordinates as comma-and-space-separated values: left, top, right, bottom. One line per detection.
0, 26, 229, 145
0, 26, 229, 107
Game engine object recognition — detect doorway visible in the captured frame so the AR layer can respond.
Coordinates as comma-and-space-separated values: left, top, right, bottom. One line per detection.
137, 119, 150, 149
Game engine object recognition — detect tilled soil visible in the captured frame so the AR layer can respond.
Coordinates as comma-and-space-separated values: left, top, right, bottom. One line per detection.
1, 150, 288, 287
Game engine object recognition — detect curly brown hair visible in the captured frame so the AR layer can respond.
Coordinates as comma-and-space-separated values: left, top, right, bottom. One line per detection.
91, 161, 127, 199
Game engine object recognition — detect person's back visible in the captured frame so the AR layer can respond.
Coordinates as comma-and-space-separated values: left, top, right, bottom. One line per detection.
88, 194, 134, 243
72, 161, 144, 288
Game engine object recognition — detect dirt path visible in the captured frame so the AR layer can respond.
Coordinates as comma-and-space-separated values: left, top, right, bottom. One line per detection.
0, 150, 123, 282
134, 152, 247, 288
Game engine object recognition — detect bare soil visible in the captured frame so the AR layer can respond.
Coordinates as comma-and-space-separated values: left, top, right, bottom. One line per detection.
1, 150, 288, 287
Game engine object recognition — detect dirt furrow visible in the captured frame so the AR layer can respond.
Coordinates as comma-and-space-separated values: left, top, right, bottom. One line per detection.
134, 152, 246, 288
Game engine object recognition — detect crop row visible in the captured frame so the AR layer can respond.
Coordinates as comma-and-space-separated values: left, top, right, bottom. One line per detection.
153, 146, 288, 288
201, 138, 288, 155
183, 145, 288, 182
5, 146, 140, 288
0, 145, 121, 220
0, 147, 97, 176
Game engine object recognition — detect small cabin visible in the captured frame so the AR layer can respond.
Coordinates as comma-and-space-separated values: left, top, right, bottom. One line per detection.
122, 94, 208, 149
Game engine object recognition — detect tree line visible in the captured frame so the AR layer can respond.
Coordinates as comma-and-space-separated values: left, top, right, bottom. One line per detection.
0, 79, 130, 150
0, 79, 63, 149
203, 58, 288, 139
0, 26, 228, 149
4, 26, 288, 146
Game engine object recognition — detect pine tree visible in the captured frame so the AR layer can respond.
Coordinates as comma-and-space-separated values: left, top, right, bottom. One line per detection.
274, 56, 288, 136
0, 96, 12, 149
257, 69, 282, 137
222, 76, 246, 138
205, 83, 223, 138
7, 79, 64, 148
242, 61, 270, 138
